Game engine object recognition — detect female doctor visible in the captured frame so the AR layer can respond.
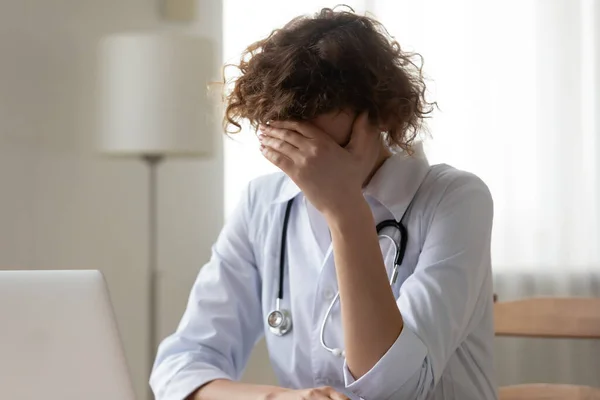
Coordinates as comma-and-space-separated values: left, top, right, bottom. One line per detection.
151, 7, 497, 400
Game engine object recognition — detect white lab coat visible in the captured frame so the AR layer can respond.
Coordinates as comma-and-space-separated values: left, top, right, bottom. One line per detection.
150, 147, 498, 400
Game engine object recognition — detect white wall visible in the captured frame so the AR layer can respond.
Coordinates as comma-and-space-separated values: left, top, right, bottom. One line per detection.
0, 1, 223, 398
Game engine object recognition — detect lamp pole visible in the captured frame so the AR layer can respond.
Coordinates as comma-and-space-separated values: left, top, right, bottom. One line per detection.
143, 154, 163, 391
98, 32, 215, 400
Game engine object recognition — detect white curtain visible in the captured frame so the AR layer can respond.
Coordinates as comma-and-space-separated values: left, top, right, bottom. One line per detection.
224, 0, 600, 272
223, 0, 600, 386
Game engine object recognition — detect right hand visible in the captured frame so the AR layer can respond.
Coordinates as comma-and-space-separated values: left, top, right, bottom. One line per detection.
266, 386, 350, 400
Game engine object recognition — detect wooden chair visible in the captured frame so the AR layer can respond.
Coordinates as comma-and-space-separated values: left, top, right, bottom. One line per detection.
494, 296, 600, 400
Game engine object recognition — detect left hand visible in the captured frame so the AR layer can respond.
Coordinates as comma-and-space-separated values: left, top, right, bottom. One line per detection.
259, 112, 382, 217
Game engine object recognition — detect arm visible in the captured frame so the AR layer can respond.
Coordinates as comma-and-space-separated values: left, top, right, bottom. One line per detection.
188, 380, 285, 400
150, 183, 266, 400
150, 182, 351, 400
190, 381, 348, 400
335, 175, 494, 400
325, 197, 403, 379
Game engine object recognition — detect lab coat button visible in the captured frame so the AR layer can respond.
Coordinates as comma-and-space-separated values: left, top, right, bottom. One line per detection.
323, 288, 335, 301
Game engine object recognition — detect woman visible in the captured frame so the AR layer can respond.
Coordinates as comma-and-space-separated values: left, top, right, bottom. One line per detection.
151, 7, 497, 400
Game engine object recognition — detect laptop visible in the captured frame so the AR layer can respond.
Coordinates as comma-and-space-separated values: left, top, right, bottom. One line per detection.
0, 270, 136, 400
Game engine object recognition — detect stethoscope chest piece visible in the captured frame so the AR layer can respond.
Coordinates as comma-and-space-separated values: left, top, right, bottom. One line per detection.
267, 305, 292, 336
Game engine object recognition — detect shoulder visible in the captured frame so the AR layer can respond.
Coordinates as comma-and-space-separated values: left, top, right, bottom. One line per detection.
245, 171, 289, 208
240, 172, 291, 246
419, 163, 493, 217
426, 164, 491, 196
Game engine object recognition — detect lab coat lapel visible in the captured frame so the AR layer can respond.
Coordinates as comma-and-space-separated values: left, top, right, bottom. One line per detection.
363, 143, 430, 222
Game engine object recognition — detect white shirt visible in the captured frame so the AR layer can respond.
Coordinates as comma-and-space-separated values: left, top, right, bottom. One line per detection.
150, 147, 498, 400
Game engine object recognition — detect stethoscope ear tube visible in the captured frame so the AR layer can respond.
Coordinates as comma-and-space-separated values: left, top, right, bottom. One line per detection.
397, 222, 408, 268
375, 219, 407, 267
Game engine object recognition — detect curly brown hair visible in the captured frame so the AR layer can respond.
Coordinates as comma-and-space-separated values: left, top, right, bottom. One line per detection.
223, 6, 435, 152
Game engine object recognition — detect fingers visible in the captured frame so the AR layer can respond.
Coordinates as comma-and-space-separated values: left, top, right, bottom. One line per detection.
259, 125, 308, 150
307, 393, 330, 400
327, 390, 350, 400
259, 124, 323, 168
259, 133, 299, 160
260, 145, 294, 172
268, 120, 320, 139
307, 387, 350, 400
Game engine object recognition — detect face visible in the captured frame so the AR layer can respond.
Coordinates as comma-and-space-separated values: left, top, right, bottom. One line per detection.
310, 109, 356, 146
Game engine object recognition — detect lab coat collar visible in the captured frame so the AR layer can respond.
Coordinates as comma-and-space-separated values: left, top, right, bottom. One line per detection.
363, 142, 430, 221
271, 142, 430, 221
271, 178, 302, 205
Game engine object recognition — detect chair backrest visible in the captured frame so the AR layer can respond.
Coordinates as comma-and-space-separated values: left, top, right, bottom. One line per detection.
499, 384, 600, 400
494, 296, 600, 400
494, 297, 600, 338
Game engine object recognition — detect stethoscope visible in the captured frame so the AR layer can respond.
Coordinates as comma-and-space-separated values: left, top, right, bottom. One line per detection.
266, 197, 409, 358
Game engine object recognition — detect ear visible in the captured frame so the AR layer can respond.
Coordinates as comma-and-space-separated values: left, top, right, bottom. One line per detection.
377, 117, 392, 133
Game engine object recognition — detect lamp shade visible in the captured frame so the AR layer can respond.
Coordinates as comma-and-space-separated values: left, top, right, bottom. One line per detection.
98, 32, 214, 157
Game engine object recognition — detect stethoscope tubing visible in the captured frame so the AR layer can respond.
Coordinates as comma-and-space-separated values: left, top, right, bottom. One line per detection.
277, 198, 295, 301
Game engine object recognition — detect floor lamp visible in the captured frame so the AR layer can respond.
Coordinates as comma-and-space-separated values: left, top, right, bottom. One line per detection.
97, 32, 214, 397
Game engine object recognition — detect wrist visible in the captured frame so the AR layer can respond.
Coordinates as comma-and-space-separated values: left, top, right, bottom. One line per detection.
260, 387, 289, 400
323, 193, 371, 227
